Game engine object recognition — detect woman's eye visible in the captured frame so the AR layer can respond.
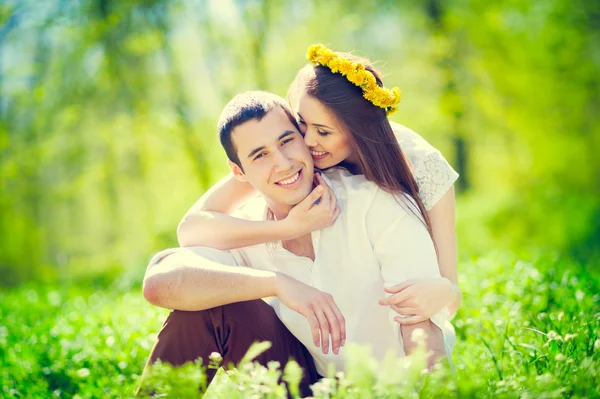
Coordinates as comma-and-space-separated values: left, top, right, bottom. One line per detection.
282, 138, 294, 145
254, 152, 267, 160
318, 130, 330, 137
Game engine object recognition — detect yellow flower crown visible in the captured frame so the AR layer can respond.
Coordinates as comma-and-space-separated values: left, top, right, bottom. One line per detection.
306, 44, 401, 116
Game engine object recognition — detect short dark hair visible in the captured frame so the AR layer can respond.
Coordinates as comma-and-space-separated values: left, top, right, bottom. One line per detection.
218, 91, 300, 169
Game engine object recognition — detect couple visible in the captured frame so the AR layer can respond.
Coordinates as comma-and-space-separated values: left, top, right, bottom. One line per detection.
139, 44, 460, 397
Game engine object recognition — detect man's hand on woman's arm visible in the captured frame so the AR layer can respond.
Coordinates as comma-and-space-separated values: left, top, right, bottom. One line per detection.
380, 277, 457, 325
400, 321, 445, 370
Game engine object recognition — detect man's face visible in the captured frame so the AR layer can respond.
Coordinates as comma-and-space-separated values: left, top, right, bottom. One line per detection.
229, 107, 315, 210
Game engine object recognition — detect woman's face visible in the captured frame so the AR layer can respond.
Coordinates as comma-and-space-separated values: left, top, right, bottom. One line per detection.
295, 89, 358, 169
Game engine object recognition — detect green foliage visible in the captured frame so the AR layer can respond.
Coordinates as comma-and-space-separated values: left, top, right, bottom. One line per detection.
1, 253, 598, 398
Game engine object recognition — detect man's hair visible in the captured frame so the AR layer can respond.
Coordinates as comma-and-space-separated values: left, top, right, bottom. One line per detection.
218, 91, 300, 169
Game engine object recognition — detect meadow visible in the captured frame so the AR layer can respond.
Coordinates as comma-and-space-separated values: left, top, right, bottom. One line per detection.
1, 0, 599, 397
2, 251, 598, 398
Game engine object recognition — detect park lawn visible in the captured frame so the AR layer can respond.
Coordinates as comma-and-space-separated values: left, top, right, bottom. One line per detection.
1, 252, 599, 398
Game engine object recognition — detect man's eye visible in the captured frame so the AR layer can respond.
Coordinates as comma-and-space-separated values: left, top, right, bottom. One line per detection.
254, 152, 267, 160
282, 138, 294, 145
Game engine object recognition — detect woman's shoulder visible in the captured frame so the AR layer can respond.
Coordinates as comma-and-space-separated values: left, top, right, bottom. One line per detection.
389, 121, 459, 210
389, 121, 438, 155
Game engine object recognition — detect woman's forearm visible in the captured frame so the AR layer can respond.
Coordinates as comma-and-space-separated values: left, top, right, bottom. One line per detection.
178, 211, 295, 250
428, 186, 461, 314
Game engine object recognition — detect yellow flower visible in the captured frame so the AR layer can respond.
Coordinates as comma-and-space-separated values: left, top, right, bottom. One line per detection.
363, 90, 377, 103
391, 87, 401, 104
306, 43, 402, 114
351, 70, 368, 86
327, 58, 342, 73
362, 76, 378, 91
338, 61, 355, 77
307, 44, 323, 62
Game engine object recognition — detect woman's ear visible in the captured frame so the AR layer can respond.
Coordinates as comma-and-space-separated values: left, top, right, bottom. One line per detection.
228, 160, 248, 183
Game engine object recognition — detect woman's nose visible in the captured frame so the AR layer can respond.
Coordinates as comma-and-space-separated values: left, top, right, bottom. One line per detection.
304, 129, 318, 148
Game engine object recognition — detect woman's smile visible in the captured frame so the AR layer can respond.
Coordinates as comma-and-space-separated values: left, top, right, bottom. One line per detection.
309, 149, 330, 160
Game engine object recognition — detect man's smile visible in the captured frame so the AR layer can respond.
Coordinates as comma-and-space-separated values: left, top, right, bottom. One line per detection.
274, 168, 303, 188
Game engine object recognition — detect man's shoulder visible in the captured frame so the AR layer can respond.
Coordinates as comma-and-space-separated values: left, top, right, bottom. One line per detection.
322, 167, 417, 219
321, 167, 378, 199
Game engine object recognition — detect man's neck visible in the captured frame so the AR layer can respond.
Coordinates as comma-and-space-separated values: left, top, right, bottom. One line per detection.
265, 200, 292, 222
264, 199, 315, 261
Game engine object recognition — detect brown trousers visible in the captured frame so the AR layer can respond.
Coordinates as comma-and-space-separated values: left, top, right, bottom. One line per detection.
138, 299, 320, 397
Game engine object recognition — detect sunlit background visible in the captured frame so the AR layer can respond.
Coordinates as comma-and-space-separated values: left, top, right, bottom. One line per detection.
1, 0, 598, 284
1, 1, 600, 397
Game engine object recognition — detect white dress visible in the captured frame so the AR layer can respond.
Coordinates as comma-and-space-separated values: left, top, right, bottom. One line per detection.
390, 122, 459, 210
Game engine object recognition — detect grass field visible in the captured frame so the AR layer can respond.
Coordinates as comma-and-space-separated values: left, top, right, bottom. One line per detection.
1, 251, 599, 398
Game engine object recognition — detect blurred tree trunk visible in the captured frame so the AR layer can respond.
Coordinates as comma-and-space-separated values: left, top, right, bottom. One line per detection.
425, 0, 469, 192
244, 0, 271, 90
154, 7, 212, 188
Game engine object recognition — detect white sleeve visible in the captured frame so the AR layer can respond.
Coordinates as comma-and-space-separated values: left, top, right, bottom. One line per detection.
390, 122, 459, 210
366, 189, 451, 353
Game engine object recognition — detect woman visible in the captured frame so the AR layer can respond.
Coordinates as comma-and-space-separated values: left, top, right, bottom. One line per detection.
177, 44, 461, 322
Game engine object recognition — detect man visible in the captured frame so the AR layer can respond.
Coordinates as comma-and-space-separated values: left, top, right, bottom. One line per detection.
139, 91, 452, 395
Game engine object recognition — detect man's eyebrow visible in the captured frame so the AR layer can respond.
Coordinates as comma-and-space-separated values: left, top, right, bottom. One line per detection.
246, 131, 296, 159
278, 130, 296, 140
247, 145, 266, 159
297, 112, 332, 129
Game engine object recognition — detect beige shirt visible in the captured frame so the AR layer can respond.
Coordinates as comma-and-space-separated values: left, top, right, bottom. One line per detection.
151, 168, 455, 375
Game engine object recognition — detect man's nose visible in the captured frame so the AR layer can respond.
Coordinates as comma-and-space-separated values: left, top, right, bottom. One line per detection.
273, 149, 293, 171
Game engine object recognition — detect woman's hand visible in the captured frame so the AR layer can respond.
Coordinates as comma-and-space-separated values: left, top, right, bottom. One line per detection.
378, 277, 455, 325
283, 173, 340, 238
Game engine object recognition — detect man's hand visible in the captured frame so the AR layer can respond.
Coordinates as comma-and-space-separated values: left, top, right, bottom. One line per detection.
379, 277, 453, 325
401, 322, 446, 370
274, 272, 346, 355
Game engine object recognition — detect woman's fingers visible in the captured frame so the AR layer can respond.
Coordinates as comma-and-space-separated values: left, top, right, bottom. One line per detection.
394, 315, 428, 325
384, 280, 414, 294
391, 305, 419, 315
305, 185, 325, 209
317, 174, 337, 212
332, 206, 341, 222
379, 289, 413, 306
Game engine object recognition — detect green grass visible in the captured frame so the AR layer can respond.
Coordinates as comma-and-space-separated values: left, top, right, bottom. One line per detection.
1, 252, 599, 398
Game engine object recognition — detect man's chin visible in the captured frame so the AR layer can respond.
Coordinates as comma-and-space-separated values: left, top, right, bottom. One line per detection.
277, 186, 313, 208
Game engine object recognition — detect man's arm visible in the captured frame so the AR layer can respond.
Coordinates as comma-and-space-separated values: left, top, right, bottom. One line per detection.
400, 320, 445, 368
143, 247, 347, 355
142, 247, 277, 311
367, 191, 449, 365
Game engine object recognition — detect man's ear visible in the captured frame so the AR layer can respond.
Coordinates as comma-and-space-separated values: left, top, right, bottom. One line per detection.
228, 160, 248, 182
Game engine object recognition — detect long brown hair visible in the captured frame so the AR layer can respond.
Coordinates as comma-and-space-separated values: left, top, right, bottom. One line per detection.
288, 52, 435, 245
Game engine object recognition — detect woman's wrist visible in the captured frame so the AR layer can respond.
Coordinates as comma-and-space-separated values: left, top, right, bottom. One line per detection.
276, 217, 302, 241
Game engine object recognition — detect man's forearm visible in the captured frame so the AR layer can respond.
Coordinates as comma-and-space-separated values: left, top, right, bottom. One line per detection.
143, 251, 277, 311
401, 320, 445, 368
